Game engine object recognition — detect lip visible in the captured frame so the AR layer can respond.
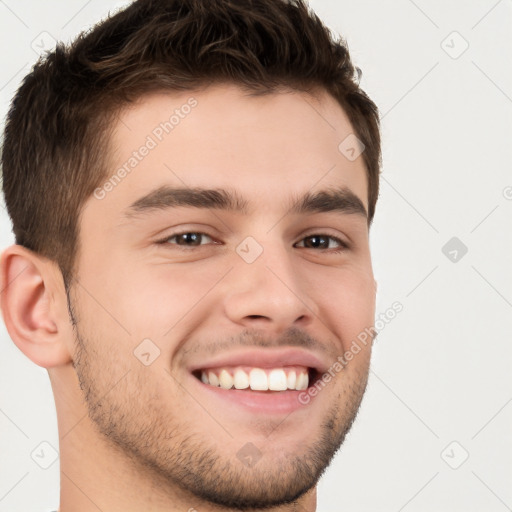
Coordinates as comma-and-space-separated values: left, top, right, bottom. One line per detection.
187, 347, 330, 374
190, 376, 313, 414
185, 347, 329, 415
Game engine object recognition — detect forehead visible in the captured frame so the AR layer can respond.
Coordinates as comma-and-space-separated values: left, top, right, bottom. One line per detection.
96, 83, 368, 219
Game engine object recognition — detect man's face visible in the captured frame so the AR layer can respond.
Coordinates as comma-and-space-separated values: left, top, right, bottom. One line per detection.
70, 84, 376, 508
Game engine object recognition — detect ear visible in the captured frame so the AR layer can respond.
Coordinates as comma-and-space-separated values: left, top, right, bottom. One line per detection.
0, 244, 73, 367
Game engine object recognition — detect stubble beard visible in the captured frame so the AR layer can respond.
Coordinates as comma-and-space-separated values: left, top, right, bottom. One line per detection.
68, 293, 370, 509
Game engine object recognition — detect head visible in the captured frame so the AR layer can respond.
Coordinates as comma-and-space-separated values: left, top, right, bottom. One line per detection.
0, 0, 381, 509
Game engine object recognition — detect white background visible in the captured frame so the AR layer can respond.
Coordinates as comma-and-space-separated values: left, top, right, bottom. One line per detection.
0, 1, 511, 511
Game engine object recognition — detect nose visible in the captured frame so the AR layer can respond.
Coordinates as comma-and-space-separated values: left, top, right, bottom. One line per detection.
221, 240, 318, 334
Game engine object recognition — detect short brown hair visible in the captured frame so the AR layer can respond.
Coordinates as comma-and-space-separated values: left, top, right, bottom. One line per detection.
1, 0, 381, 287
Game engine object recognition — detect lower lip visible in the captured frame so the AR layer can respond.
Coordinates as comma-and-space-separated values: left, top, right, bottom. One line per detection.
189, 374, 314, 415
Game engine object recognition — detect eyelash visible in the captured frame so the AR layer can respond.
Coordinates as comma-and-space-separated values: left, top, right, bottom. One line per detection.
156, 231, 349, 254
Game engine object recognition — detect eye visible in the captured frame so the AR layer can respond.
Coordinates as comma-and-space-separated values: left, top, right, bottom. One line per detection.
295, 234, 348, 253
156, 231, 349, 253
159, 231, 215, 248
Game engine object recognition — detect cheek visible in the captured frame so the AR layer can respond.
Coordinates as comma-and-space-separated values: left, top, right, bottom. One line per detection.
94, 262, 227, 340
316, 267, 376, 353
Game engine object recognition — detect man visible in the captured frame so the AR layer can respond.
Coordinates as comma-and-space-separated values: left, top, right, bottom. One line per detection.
0, 0, 381, 510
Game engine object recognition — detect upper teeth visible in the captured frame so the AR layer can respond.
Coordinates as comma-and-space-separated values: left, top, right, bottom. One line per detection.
200, 366, 309, 391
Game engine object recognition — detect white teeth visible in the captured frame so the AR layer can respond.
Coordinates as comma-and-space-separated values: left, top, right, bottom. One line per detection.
200, 366, 310, 391
219, 369, 234, 390
296, 372, 308, 390
208, 371, 219, 387
287, 370, 296, 390
249, 368, 268, 390
268, 369, 287, 391
233, 368, 249, 389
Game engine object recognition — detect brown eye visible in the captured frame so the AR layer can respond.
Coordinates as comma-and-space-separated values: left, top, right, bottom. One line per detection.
295, 234, 348, 252
163, 232, 214, 247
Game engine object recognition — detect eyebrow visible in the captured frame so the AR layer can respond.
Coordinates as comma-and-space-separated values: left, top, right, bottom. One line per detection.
124, 185, 368, 221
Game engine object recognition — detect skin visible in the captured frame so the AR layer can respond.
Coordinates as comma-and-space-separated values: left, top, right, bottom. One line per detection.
0, 83, 376, 512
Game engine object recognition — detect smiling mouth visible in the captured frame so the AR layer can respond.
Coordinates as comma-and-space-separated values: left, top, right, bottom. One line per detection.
192, 366, 320, 392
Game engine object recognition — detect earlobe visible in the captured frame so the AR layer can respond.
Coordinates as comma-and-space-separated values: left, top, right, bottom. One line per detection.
0, 245, 73, 367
